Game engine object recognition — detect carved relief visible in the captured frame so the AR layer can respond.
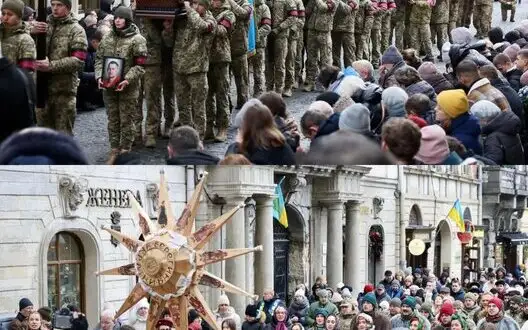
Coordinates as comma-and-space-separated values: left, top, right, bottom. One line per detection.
191, 223, 216, 242
146, 183, 159, 219
110, 211, 122, 247
199, 274, 223, 288
118, 263, 137, 275
59, 176, 88, 218
200, 250, 228, 264
372, 197, 384, 219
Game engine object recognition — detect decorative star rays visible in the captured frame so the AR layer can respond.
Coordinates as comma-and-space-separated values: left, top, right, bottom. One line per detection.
96, 171, 262, 330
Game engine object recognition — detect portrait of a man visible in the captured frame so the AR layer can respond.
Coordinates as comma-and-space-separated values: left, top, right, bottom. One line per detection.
102, 57, 124, 89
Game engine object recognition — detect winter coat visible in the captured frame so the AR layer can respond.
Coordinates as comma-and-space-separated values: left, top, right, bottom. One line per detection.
242, 320, 264, 330
167, 150, 220, 165
0, 21, 35, 71
379, 61, 407, 89
476, 314, 520, 330
449, 44, 493, 72
387, 287, 403, 299
375, 292, 391, 305
409, 0, 432, 25
305, 0, 337, 32
405, 80, 438, 107
225, 141, 296, 165
339, 313, 355, 330
214, 307, 242, 330
451, 290, 465, 301
391, 313, 432, 330
489, 78, 525, 128
8, 313, 27, 330
505, 68, 522, 92
288, 295, 310, 326
95, 22, 147, 99
467, 78, 512, 112
420, 71, 454, 95
313, 112, 341, 141
275, 116, 300, 151
46, 13, 88, 96
257, 298, 285, 324
306, 301, 338, 326
449, 112, 483, 155
352, 311, 391, 330
352, 82, 383, 133
481, 110, 524, 165
210, 4, 235, 63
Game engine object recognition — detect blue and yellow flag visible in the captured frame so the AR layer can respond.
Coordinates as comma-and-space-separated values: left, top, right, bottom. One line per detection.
247, 0, 256, 57
273, 177, 288, 228
447, 199, 465, 232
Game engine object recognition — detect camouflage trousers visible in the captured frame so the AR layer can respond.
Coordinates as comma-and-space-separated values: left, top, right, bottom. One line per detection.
231, 54, 249, 108
449, 0, 460, 33
430, 23, 448, 53
459, 0, 475, 28
143, 65, 162, 139
501, 3, 516, 21
409, 23, 433, 59
249, 47, 265, 97
390, 8, 406, 51
135, 77, 145, 142
162, 62, 176, 133
285, 35, 300, 90
296, 30, 307, 83
380, 12, 392, 56
355, 15, 374, 60
305, 29, 332, 84
332, 31, 356, 68
265, 34, 289, 93
206, 62, 230, 130
370, 28, 381, 67
36, 93, 76, 135
473, 4, 492, 38
103, 91, 136, 150
174, 72, 208, 139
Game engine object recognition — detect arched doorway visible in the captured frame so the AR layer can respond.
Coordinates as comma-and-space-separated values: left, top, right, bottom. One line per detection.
406, 205, 430, 270
285, 205, 306, 302
273, 221, 289, 303
368, 225, 384, 284
434, 220, 452, 276
47, 232, 85, 311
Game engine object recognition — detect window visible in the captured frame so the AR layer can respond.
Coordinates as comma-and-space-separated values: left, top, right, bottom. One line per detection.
47, 232, 84, 312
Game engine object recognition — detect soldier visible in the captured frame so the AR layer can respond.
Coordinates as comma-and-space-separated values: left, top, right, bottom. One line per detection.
0, 0, 36, 73
448, 0, 458, 35
408, 0, 433, 62
227, 0, 251, 109
161, 19, 175, 138
380, 0, 395, 54
303, 0, 337, 91
95, 7, 147, 164
284, 0, 304, 96
331, 0, 358, 68
206, 0, 235, 142
142, 18, 164, 148
171, 0, 216, 140
34, 0, 87, 135
265, 0, 297, 94
354, 0, 376, 62
473, 0, 493, 39
458, 0, 474, 28
370, 0, 387, 68
500, 0, 516, 22
295, 0, 309, 86
249, 0, 271, 97
430, 0, 448, 57
390, 0, 405, 50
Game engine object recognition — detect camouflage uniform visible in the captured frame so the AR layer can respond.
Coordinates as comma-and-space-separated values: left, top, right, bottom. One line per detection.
448, 0, 459, 34
95, 23, 147, 152
331, 0, 357, 68
249, 0, 271, 96
408, 0, 433, 60
430, 0, 448, 53
390, 0, 405, 50
473, 0, 492, 39
296, 0, 309, 84
37, 13, 87, 135
370, 0, 387, 67
207, 0, 235, 139
265, 0, 298, 93
304, 0, 337, 90
284, 0, 305, 94
459, 0, 474, 28
380, 0, 395, 54
500, 0, 516, 22
171, 5, 216, 139
354, 0, 375, 61
161, 28, 175, 136
229, 0, 252, 108
0, 21, 36, 72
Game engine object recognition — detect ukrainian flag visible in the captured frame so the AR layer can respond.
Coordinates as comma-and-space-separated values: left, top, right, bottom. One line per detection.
447, 199, 465, 232
247, 0, 256, 57
273, 177, 288, 228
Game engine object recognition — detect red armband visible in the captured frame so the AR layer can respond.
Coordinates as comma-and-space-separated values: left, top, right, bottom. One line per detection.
288, 9, 299, 16
388, 1, 396, 9
348, 1, 357, 8
378, 1, 387, 9
260, 17, 272, 25
18, 59, 35, 71
207, 22, 214, 32
134, 56, 147, 66
71, 50, 87, 61
298, 9, 305, 16
219, 18, 232, 29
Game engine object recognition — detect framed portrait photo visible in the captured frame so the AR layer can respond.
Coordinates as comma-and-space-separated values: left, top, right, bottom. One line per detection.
102, 56, 125, 89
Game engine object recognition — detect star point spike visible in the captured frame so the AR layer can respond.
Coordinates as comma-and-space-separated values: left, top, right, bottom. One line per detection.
101, 226, 141, 252
188, 285, 219, 330
146, 296, 167, 330
199, 270, 259, 301
196, 246, 263, 266
171, 171, 209, 236
128, 191, 157, 237
114, 283, 148, 319
95, 263, 137, 276
167, 295, 188, 329
158, 171, 175, 228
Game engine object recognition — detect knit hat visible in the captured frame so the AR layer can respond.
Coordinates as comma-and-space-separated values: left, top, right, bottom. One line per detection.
314, 308, 329, 318
390, 298, 402, 307
384, 270, 393, 276
439, 302, 455, 317
336, 282, 345, 290
381, 45, 403, 65
188, 309, 200, 324
415, 125, 449, 164
488, 27, 504, 44
440, 286, 451, 294
379, 301, 390, 311
317, 289, 330, 298
295, 289, 305, 297
419, 302, 433, 315
245, 304, 259, 318
357, 313, 373, 325
503, 43, 521, 62
376, 284, 385, 290
22, 5, 34, 21
470, 100, 501, 122
55, 0, 72, 9
489, 297, 503, 310
198, 0, 211, 8
339, 104, 371, 134
1, 0, 25, 18
417, 61, 439, 78
451, 27, 473, 45
382, 86, 408, 118
341, 288, 352, 298
402, 296, 417, 309
464, 292, 479, 303
362, 293, 378, 308
19, 298, 33, 311
510, 295, 523, 304
391, 280, 400, 286
217, 294, 230, 306
156, 319, 173, 328
363, 284, 375, 293
340, 299, 352, 307
437, 89, 468, 119
309, 100, 334, 118
114, 6, 133, 20
331, 292, 343, 304
316, 92, 341, 107
0, 128, 90, 165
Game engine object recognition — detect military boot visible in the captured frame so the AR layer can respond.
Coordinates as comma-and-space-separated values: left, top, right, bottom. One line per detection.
106, 149, 120, 165
145, 135, 156, 148
303, 83, 314, 92
204, 126, 216, 143
283, 88, 293, 97
215, 128, 228, 142
511, 8, 516, 22
292, 81, 299, 89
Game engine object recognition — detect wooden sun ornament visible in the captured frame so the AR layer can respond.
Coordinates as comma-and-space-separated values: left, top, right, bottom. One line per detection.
96, 171, 262, 330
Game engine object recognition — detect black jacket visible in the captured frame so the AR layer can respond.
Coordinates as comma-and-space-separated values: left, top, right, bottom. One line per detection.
352, 83, 383, 133
225, 142, 296, 165
504, 68, 522, 92
166, 150, 220, 165
489, 78, 525, 130
482, 111, 525, 165
275, 116, 300, 151
313, 112, 340, 140
0, 57, 35, 144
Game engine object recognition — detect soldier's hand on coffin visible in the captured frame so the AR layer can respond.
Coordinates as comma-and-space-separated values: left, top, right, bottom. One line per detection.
115, 80, 129, 91
31, 21, 48, 34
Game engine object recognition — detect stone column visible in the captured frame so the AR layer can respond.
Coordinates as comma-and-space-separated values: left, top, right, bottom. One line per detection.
345, 201, 361, 293
225, 196, 247, 314
326, 201, 344, 288
254, 195, 275, 297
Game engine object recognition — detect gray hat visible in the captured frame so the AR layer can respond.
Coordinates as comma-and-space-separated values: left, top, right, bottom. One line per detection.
389, 298, 401, 307
470, 100, 501, 121
1, 0, 25, 17
114, 6, 133, 21
381, 45, 403, 65
317, 289, 330, 298
451, 27, 473, 45
338, 104, 371, 134
382, 87, 408, 118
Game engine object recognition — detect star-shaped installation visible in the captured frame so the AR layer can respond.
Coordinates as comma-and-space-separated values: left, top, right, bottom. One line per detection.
96, 171, 262, 330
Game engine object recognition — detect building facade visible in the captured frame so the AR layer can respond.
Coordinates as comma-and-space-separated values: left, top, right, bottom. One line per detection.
0, 165, 482, 325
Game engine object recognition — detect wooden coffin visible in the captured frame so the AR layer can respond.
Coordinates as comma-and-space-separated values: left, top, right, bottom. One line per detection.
135, 0, 178, 18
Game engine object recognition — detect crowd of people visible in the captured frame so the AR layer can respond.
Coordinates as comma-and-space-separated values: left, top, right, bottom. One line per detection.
8, 265, 528, 330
